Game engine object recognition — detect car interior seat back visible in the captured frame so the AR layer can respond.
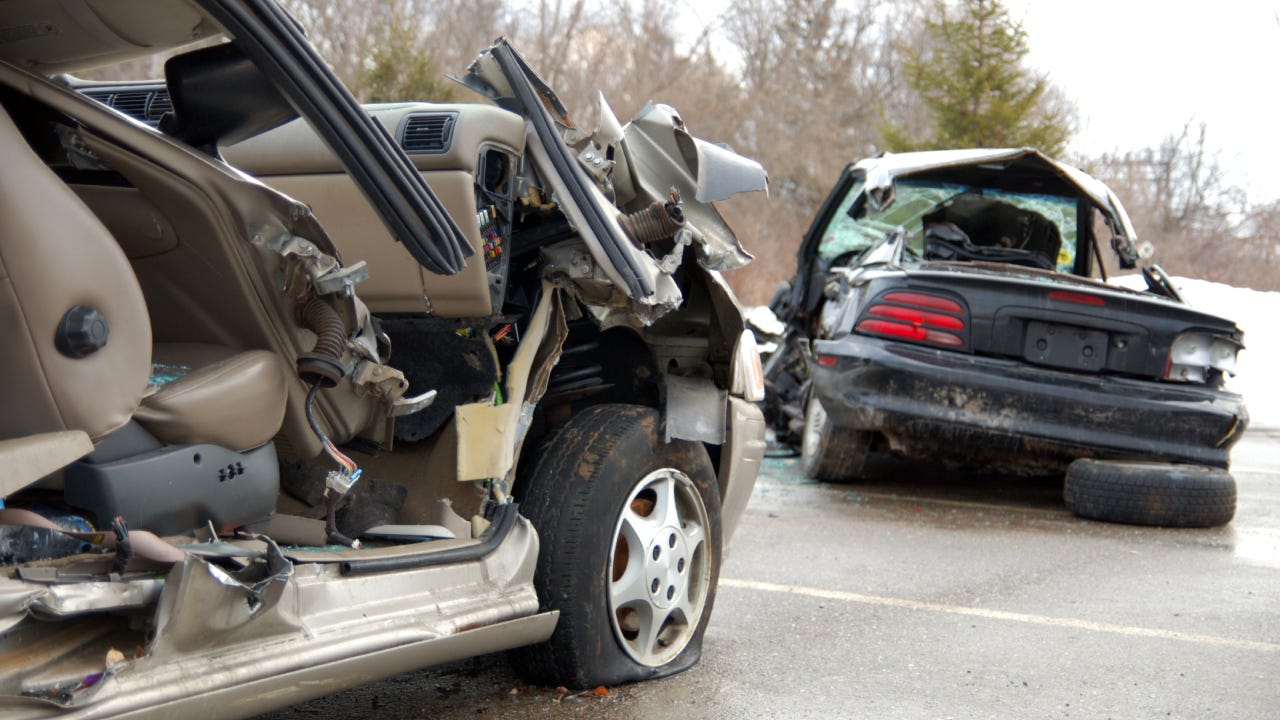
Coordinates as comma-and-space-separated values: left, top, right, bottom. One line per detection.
0, 100, 287, 536
0, 103, 152, 443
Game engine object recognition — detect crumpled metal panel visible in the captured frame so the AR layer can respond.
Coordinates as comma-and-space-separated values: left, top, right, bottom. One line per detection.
461, 40, 766, 325
148, 538, 300, 659
855, 148, 1137, 245
621, 103, 766, 272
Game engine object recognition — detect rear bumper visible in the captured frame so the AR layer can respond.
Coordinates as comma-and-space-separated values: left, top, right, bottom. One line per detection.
810, 335, 1248, 470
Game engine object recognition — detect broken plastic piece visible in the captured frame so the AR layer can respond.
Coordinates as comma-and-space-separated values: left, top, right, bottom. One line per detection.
359, 524, 456, 542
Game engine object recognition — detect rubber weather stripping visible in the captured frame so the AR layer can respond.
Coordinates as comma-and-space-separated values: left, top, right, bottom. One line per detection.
339, 501, 519, 576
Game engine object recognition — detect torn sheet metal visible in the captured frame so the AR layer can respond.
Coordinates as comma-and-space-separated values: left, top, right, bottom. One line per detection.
619, 103, 766, 271
461, 40, 765, 325
148, 537, 299, 659
29, 577, 164, 619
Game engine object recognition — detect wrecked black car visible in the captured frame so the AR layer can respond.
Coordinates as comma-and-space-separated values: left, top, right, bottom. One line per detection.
0, 1, 768, 717
762, 149, 1247, 528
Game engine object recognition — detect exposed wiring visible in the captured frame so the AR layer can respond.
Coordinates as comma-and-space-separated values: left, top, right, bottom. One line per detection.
305, 379, 362, 548
305, 380, 359, 477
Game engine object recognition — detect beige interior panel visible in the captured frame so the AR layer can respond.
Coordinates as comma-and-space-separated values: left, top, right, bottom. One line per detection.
261, 171, 492, 317
223, 102, 525, 176
71, 185, 179, 258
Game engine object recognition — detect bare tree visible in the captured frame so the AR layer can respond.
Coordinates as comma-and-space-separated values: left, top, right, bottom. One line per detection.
1085, 122, 1277, 290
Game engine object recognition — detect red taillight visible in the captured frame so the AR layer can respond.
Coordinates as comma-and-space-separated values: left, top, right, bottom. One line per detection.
867, 304, 965, 330
816, 355, 839, 367
1048, 290, 1106, 307
855, 290, 967, 349
882, 291, 963, 314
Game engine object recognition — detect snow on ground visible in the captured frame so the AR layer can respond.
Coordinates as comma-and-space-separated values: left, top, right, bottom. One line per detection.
1112, 275, 1280, 429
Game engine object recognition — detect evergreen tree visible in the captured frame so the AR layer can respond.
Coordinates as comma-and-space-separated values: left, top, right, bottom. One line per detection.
882, 0, 1071, 155
362, 9, 455, 103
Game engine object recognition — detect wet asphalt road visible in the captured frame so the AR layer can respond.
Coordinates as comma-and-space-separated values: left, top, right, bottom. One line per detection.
256, 431, 1280, 720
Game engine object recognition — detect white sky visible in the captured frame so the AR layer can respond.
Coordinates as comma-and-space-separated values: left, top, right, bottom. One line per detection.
1005, 0, 1280, 204
678, 0, 1280, 204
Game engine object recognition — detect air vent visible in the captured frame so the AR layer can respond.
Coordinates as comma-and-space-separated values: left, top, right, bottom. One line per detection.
400, 113, 455, 154
146, 91, 172, 123
82, 90, 113, 106
110, 92, 151, 122
78, 87, 168, 127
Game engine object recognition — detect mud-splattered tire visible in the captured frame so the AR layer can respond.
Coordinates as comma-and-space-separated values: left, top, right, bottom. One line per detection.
1063, 459, 1236, 528
800, 392, 870, 482
511, 404, 722, 689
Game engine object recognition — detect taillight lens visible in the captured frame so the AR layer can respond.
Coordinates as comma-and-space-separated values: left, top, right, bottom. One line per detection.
855, 290, 968, 349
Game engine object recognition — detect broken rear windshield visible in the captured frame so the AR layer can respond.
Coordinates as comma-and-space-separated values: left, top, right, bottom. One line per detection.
817, 179, 1079, 272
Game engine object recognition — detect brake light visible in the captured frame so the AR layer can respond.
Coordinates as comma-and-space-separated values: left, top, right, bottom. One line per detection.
882, 291, 963, 313
855, 290, 967, 349
867, 304, 965, 330
1048, 290, 1106, 307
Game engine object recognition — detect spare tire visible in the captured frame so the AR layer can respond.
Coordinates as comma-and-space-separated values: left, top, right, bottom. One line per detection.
1063, 459, 1236, 528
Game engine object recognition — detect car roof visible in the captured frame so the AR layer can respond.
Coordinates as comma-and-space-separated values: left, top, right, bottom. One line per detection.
853, 148, 1137, 241
0, 0, 222, 73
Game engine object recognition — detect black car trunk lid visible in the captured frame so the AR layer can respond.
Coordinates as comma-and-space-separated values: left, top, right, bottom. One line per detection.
880, 263, 1241, 381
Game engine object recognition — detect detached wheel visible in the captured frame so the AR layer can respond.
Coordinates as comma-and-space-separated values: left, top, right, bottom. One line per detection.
800, 391, 870, 482
512, 404, 721, 688
1063, 459, 1236, 528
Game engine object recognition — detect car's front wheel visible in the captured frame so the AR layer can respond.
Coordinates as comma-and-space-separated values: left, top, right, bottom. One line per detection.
512, 404, 722, 688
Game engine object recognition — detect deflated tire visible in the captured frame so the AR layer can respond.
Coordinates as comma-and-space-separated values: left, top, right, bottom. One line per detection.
1063, 459, 1236, 528
511, 404, 722, 688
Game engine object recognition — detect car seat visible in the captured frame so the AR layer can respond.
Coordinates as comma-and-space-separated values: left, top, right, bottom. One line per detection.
0, 102, 287, 535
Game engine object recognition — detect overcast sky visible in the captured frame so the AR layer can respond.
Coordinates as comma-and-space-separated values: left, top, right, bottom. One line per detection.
1006, 0, 1280, 204
681, 1, 1280, 204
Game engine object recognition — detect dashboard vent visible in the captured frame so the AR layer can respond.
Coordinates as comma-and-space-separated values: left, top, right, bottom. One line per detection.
79, 87, 170, 127
82, 90, 113, 106
111, 92, 151, 120
146, 91, 172, 123
400, 113, 455, 154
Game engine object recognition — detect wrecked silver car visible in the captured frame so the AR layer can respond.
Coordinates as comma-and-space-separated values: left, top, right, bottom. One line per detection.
0, 1, 767, 716
761, 149, 1246, 528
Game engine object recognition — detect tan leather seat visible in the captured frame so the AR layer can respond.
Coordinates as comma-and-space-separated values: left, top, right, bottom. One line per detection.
0, 103, 287, 454
138, 344, 288, 452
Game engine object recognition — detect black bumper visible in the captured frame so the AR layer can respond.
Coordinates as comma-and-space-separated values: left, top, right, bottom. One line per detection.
810, 335, 1248, 470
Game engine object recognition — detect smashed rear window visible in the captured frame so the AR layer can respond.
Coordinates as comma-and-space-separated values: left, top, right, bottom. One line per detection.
817, 179, 1079, 272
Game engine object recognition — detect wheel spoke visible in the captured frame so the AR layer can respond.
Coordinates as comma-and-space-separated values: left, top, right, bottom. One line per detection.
623, 501, 661, 542
635, 604, 667, 658
610, 557, 650, 608
671, 592, 697, 626
681, 519, 705, 555
651, 474, 681, 528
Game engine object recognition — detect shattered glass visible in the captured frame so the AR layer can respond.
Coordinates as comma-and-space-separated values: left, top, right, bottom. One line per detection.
817, 180, 1079, 272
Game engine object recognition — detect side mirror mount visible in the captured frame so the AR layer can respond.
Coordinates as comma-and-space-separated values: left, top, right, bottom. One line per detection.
163, 43, 298, 155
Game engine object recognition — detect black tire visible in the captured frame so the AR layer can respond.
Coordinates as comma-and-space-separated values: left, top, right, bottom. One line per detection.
511, 404, 722, 689
1063, 459, 1236, 528
800, 392, 870, 482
